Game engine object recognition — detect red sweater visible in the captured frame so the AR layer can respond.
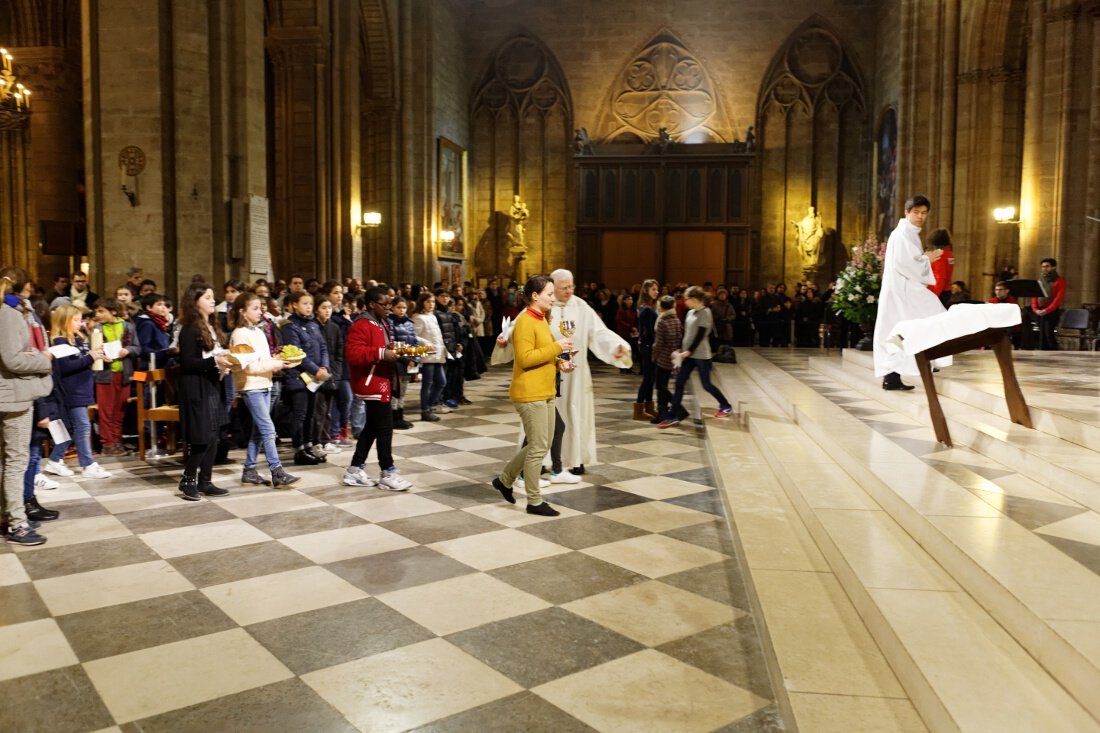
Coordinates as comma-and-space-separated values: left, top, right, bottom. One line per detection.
929, 247, 954, 295
346, 316, 393, 402
1032, 276, 1066, 315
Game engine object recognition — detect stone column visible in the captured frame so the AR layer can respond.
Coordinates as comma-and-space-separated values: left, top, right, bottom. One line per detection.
1082, 4, 1100, 303
0, 104, 32, 272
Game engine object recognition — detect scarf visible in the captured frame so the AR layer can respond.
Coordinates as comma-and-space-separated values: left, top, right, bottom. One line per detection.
149, 312, 170, 332
1043, 269, 1059, 285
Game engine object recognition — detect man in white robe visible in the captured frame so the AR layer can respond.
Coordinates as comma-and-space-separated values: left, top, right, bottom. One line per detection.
873, 194, 950, 389
492, 270, 631, 475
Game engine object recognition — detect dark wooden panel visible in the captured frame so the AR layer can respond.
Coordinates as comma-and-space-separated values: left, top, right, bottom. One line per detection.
687, 168, 703, 223
707, 168, 725, 222
666, 168, 683, 223
642, 170, 658, 224
576, 229, 602, 285
622, 168, 638, 222
601, 169, 618, 222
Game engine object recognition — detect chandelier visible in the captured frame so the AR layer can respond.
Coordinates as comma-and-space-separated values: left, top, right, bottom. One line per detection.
0, 48, 31, 129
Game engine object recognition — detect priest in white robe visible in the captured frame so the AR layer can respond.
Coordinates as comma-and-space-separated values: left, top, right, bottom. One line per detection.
873, 194, 950, 389
492, 269, 631, 473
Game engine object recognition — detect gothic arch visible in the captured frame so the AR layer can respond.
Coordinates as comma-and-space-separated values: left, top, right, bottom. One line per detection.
756, 16, 870, 288
595, 28, 733, 143
0, 0, 77, 47
470, 33, 573, 278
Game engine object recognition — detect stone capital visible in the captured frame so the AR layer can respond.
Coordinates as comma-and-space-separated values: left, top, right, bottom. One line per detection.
2, 46, 79, 101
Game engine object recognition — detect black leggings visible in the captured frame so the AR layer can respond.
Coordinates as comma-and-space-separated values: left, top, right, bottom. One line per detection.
655, 366, 673, 417
636, 348, 655, 403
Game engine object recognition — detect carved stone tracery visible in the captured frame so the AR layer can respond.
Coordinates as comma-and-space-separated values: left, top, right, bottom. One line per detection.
598, 30, 726, 143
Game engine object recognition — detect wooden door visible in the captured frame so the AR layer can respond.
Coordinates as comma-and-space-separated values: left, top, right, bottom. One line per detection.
600, 231, 660, 289
665, 230, 725, 285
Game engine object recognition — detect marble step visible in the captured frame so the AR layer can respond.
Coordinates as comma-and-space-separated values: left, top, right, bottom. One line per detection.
811, 353, 1100, 515
729, 351, 1100, 730
841, 348, 1100, 453
701, 367, 928, 733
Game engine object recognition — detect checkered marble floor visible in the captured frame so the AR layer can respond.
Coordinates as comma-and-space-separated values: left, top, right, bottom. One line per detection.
1, 365, 782, 733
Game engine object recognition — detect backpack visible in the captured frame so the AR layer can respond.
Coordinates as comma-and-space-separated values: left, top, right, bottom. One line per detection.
713, 345, 737, 364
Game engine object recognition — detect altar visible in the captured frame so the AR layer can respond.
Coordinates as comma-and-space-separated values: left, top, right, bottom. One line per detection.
886, 303, 1031, 446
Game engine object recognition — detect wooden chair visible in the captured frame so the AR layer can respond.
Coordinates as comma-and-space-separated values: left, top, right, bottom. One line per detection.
132, 368, 180, 461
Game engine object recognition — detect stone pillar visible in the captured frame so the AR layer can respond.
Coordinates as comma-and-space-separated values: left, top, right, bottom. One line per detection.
1082, 5, 1100, 303
0, 105, 32, 272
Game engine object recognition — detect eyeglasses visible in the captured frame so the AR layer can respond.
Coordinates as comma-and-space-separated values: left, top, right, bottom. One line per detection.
373, 301, 392, 308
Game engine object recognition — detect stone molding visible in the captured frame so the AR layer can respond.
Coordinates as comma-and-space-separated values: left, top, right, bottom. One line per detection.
957, 66, 1025, 85
757, 18, 865, 119
266, 28, 329, 69
472, 34, 571, 120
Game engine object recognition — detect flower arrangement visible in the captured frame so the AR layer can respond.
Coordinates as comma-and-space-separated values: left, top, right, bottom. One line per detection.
833, 234, 886, 324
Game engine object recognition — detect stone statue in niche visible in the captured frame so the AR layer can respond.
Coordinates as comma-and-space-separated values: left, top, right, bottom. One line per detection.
745, 126, 755, 151
574, 128, 594, 155
507, 194, 530, 284
657, 127, 672, 153
792, 206, 825, 268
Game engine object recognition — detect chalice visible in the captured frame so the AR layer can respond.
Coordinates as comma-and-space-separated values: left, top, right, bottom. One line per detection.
558, 319, 577, 361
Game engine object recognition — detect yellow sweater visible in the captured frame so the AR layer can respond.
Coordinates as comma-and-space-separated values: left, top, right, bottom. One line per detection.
509, 308, 560, 403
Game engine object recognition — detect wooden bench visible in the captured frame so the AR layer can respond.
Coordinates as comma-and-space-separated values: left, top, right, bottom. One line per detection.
132, 368, 180, 461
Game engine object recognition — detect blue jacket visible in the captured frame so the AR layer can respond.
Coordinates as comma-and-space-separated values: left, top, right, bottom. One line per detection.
135, 313, 173, 370
52, 335, 96, 407
281, 313, 329, 391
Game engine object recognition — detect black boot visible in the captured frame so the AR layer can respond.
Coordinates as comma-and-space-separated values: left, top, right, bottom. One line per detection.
571, 465, 585, 475
179, 475, 201, 501
198, 480, 229, 496
24, 497, 60, 521
271, 466, 301, 489
241, 467, 270, 486
393, 408, 413, 430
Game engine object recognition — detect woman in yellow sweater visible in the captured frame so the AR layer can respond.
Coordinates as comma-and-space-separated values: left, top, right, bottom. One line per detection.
492, 275, 575, 515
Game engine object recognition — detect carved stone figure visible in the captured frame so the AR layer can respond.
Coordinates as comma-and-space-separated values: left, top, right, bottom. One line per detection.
656, 127, 672, 153
745, 125, 755, 151
573, 127, 594, 155
792, 206, 824, 265
507, 194, 530, 284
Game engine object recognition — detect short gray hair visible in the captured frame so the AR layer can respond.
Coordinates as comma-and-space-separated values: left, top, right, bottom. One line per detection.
550, 269, 573, 283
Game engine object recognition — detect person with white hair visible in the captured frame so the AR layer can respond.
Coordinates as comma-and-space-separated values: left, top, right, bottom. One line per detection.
495, 269, 631, 476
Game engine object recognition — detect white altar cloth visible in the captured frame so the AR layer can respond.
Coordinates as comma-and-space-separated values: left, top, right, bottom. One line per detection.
886, 303, 1022, 356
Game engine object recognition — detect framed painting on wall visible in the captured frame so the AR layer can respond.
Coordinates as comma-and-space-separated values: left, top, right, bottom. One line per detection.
438, 137, 465, 260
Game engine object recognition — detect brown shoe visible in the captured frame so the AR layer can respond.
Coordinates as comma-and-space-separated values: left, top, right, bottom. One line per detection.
103, 444, 127, 457
632, 402, 649, 421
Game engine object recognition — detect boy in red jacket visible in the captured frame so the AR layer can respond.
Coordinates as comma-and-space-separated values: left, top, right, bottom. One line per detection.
341, 287, 413, 491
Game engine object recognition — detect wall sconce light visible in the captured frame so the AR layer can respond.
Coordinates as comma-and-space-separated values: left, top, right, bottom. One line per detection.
439, 229, 455, 244
993, 206, 1020, 224
356, 211, 382, 234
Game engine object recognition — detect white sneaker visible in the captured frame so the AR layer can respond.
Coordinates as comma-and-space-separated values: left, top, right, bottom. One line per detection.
44, 459, 74, 477
432, 405, 452, 414
514, 476, 550, 490
34, 473, 59, 491
310, 445, 329, 460
549, 469, 581, 484
81, 462, 112, 480
378, 468, 412, 492
323, 442, 342, 454
342, 466, 377, 487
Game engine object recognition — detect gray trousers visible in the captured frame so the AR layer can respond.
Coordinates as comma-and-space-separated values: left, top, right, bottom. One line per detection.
1, 410, 32, 526
501, 398, 555, 505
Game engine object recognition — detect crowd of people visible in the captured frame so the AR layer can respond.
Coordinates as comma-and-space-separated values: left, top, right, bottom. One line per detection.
2, 246, 1064, 543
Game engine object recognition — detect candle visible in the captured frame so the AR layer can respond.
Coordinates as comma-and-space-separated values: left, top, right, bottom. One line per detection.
120, 164, 126, 188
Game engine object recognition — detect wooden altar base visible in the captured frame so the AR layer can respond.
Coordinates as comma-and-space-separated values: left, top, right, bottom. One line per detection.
915, 328, 1032, 447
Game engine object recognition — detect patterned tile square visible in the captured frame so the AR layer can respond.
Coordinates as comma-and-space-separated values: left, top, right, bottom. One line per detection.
428, 528, 570, 570
301, 638, 522, 732
534, 649, 769, 733
607, 475, 714, 500
585, 530, 730, 576
56, 590, 237, 661
548, 486, 652, 513
0, 554, 29, 586
516, 513, 650, 550
658, 617, 775, 700
563, 580, 738, 647
380, 508, 503, 543
376, 572, 550, 636
446, 607, 643, 687
213, 491, 328, 518
139, 518, 273, 559
246, 598, 434, 674
460, 499, 583, 527
488, 551, 647, 605
665, 489, 727, 516
325, 546, 477, 595
337, 493, 453, 523
13, 536, 160, 581
199, 564, 367, 625
408, 691, 597, 733
83, 628, 293, 723
409, 451, 498, 471
166, 541, 314, 587
0, 582, 52, 625
241, 504, 369, 539
126, 678, 356, 733
0, 666, 115, 733
597, 501, 714, 533
663, 521, 737, 555
0, 618, 79, 681
115, 502, 237, 534
612, 456, 705, 475
34, 559, 195, 616
277, 523, 418, 564
14, 514, 131, 549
